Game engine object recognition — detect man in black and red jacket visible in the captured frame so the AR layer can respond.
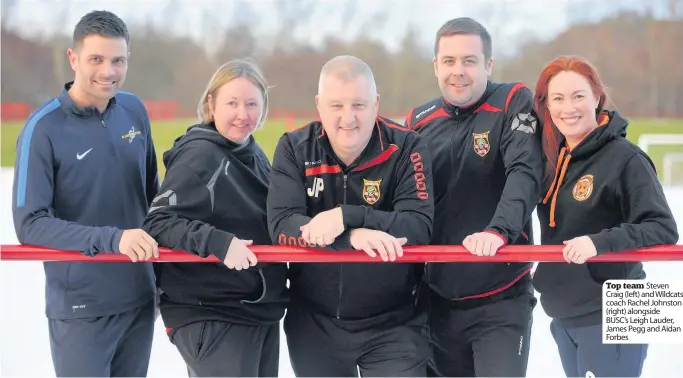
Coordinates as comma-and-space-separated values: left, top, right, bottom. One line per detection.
404, 18, 544, 377
267, 55, 435, 377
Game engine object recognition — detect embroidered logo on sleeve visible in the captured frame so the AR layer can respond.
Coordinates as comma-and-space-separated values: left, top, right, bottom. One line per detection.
511, 112, 537, 134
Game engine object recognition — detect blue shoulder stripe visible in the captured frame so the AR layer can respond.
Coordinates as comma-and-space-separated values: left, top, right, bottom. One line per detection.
16, 98, 61, 207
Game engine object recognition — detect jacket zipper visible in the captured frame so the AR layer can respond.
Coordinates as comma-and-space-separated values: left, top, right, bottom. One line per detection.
336, 173, 348, 318
343, 174, 348, 204
433, 107, 460, 284
99, 110, 121, 160
449, 108, 459, 166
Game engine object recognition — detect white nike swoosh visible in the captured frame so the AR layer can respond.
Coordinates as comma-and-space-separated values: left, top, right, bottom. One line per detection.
77, 148, 93, 160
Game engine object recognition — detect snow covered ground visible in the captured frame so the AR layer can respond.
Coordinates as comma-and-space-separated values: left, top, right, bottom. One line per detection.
1, 167, 682, 377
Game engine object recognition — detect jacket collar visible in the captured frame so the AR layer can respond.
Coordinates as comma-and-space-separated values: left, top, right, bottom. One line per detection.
441, 80, 493, 118
57, 81, 117, 118
317, 117, 394, 172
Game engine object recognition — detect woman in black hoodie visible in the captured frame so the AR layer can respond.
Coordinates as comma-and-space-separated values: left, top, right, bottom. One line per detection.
531, 55, 678, 377
142, 59, 288, 377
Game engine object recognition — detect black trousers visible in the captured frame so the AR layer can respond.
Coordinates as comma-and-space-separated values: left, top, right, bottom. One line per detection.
423, 277, 537, 377
283, 301, 430, 377
168, 320, 279, 377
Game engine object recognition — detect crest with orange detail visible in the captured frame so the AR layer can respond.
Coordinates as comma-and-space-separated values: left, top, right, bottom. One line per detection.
572, 174, 594, 202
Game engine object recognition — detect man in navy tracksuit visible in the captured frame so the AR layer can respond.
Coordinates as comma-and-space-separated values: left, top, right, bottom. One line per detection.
11, 11, 160, 377
405, 18, 543, 377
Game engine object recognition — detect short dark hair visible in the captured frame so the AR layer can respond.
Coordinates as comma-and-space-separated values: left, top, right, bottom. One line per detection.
72, 10, 130, 47
434, 17, 492, 60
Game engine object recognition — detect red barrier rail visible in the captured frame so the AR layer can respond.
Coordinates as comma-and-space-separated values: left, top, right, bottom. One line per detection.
1, 244, 682, 263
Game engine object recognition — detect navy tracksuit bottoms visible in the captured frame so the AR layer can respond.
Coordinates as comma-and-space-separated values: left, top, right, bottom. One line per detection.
48, 298, 155, 377
550, 320, 648, 377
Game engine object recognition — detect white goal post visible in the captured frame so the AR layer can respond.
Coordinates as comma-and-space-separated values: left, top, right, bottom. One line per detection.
663, 153, 683, 186
637, 134, 683, 154
637, 134, 683, 186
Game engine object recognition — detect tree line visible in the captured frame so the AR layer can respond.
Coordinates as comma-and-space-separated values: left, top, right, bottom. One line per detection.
2, 10, 681, 118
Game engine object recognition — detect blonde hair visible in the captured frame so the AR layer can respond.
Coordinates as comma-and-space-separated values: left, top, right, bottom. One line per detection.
197, 58, 270, 129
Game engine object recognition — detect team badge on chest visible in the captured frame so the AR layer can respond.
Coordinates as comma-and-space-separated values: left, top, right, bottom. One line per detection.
572, 174, 594, 201
472, 131, 491, 157
121, 126, 141, 143
362, 179, 382, 205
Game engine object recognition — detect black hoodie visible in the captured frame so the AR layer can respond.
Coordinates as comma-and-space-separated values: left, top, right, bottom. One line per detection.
142, 123, 289, 329
532, 110, 679, 328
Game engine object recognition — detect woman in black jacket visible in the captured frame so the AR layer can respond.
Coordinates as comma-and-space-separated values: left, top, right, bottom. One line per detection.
531, 55, 678, 377
533, 57, 678, 377
143, 59, 288, 377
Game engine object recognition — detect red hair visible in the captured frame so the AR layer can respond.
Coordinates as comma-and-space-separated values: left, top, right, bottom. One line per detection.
533, 56, 608, 190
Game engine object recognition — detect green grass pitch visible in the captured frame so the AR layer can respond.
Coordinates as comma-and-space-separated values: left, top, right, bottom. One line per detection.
1, 118, 298, 178
2, 117, 682, 182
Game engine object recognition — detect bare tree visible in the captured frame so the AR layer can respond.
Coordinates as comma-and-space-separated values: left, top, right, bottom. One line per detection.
357, 6, 389, 42
475, 0, 508, 81
671, 0, 683, 18
199, 8, 221, 63
274, 0, 317, 51
215, 26, 257, 63
50, 0, 71, 92
1, 0, 18, 26
161, 0, 182, 36
645, 4, 660, 116
340, 0, 361, 36
2, 4, 681, 118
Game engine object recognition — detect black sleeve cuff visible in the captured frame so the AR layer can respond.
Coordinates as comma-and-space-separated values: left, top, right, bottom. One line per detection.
208, 229, 235, 262
341, 205, 365, 229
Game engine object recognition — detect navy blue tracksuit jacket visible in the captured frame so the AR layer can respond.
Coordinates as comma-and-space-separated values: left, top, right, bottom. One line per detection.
12, 82, 160, 319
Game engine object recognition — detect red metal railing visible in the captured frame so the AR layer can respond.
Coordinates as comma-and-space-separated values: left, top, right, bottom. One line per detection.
1, 244, 682, 263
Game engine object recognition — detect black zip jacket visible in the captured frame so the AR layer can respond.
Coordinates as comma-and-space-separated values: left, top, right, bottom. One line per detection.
406, 81, 543, 300
142, 123, 289, 329
267, 117, 434, 325
532, 110, 679, 328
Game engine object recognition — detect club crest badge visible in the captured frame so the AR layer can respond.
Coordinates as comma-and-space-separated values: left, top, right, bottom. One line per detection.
362, 179, 382, 205
472, 131, 491, 157
572, 174, 594, 201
